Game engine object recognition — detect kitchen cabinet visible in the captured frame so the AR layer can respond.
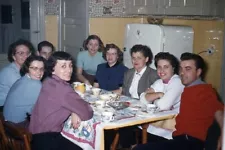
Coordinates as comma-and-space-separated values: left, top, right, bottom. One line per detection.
124, 0, 213, 16
210, 0, 225, 17
164, 0, 204, 15
124, 0, 158, 15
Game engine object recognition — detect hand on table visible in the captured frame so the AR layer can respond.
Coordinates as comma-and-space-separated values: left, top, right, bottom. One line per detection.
71, 113, 81, 129
157, 92, 164, 98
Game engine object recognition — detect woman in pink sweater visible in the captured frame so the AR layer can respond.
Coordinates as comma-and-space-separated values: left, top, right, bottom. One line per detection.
29, 51, 93, 150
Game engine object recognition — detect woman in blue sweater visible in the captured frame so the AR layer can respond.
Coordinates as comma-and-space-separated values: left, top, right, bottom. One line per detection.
3, 55, 46, 127
94, 43, 128, 93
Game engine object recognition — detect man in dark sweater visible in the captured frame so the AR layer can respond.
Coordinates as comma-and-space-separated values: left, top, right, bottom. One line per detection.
133, 53, 224, 150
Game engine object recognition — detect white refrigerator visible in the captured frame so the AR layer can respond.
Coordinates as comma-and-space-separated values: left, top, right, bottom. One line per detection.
123, 24, 194, 69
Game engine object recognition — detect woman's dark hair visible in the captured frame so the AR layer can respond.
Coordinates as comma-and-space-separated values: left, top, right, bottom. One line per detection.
20, 55, 46, 76
180, 52, 206, 79
37, 41, 55, 52
103, 43, 123, 63
154, 52, 179, 75
46, 51, 74, 77
8, 39, 35, 62
130, 44, 153, 65
83, 35, 104, 52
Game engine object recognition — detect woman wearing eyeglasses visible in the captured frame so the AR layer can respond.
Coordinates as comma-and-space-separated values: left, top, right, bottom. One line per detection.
3, 55, 46, 127
29, 52, 93, 150
0, 39, 35, 110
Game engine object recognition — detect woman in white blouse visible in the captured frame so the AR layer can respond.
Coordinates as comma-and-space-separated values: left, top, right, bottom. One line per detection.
140, 52, 184, 112
119, 52, 184, 148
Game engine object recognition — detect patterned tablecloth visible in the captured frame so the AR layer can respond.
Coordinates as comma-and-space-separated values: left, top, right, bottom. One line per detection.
61, 90, 176, 150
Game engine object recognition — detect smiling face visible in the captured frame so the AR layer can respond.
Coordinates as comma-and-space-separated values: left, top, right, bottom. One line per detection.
179, 60, 201, 86
157, 59, 174, 82
28, 61, 44, 80
53, 60, 73, 81
87, 39, 99, 55
131, 52, 149, 72
106, 48, 118, 66
13, 45, 31, 68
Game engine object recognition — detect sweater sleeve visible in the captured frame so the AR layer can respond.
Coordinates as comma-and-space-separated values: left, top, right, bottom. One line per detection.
203, 90, 224, 116
150, 79, 161, 92
62, 89, 93, 121
0, 67, 20, 106
154, 78, 184, 111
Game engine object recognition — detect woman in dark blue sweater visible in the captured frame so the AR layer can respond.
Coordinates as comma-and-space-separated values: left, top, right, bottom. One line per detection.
93, 43, 128, 93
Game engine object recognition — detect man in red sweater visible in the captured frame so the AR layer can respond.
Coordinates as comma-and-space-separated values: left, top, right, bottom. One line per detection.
134, 53, 224, 150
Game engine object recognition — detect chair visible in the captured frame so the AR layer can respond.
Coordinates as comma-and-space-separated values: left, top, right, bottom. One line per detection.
204, 120, 221, 150
4, 121, 32, 150
0, 112, 32, 150
0, 116, 9, 150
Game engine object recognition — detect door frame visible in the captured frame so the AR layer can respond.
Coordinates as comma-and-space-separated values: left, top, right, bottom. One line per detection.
58, 0, 62, 51
220, 23, 225, 103
29, 0, 45, 46
58, 0, 89, 52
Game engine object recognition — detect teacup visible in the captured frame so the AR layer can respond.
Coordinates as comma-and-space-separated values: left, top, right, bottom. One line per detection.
101, 111, 114, 122
73, 82, 86, 94
92, 88, 101, 97
146, 104, 157, 113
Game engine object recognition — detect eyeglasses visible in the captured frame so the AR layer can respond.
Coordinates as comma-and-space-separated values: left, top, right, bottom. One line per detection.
15, 51, 31, 57
29, 67, 45, 72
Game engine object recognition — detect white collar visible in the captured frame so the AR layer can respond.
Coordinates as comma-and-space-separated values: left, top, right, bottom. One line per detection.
135, 66, 147, 76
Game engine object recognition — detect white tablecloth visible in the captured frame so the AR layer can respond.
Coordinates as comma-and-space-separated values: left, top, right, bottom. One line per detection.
61, 91, 176, 150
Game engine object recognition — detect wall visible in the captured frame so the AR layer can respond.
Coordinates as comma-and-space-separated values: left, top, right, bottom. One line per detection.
45, 15, 58, 49
163, 19, 224, 92
89, 18, 146, 48
0, 0, 23, 69
44, 0, 225, 92
89, 18, 224, 92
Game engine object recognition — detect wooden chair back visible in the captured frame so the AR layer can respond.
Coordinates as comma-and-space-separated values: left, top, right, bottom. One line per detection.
0, 117, 9, 150
4, 121, 32, 150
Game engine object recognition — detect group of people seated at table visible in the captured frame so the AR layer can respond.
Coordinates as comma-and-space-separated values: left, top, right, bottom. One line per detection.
0, 34, 223, 150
